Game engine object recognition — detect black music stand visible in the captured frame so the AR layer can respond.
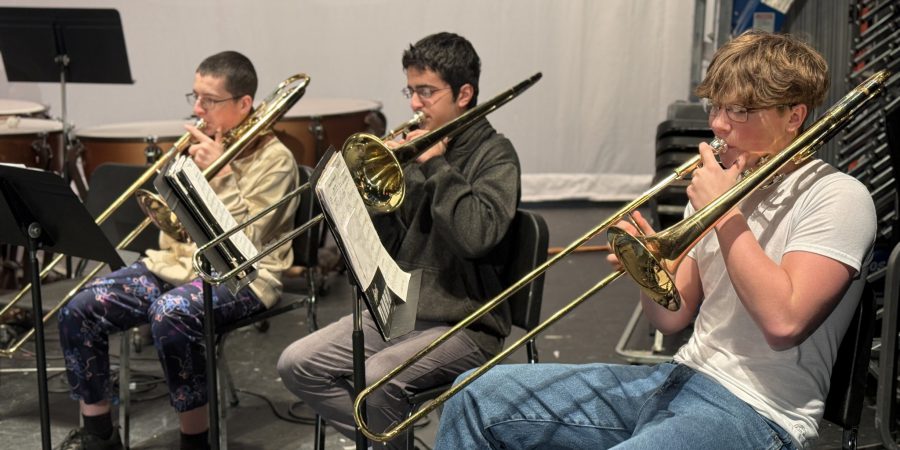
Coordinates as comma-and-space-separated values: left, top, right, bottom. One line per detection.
0, 7, 133, 195
0, 164, 124, 450
310, 148, 421, 450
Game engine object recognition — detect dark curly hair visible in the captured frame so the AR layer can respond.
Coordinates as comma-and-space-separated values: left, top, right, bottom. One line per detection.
402, 32, 481, 107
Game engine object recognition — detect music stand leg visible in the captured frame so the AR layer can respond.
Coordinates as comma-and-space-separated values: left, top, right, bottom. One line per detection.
201, 279, 220, 450
26, 223, 52, 450
352, 288, 367, 450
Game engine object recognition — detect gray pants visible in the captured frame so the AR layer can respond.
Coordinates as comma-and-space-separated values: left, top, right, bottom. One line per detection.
277, 311, 487, 449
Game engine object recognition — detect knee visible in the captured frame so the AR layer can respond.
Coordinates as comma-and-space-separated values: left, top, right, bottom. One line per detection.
148, 298, 199, 350
277, 337, 327, 392
58, 289, 102, 328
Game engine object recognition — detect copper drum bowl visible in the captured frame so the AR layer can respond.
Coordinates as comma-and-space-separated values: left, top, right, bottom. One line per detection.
0, 117, 64, 172
273, 98, 383, 167
75, 120, 192, 180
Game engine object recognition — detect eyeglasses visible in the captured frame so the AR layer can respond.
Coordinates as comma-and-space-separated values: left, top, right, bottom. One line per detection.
401, 85, 450, 100
701, 99, 772, 123
185, 92, 238, 109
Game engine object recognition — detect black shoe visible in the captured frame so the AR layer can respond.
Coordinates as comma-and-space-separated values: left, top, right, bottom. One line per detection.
57, 427, 123, 450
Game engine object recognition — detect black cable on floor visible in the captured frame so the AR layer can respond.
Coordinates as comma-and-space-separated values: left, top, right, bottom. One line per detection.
238, 389, 317, 425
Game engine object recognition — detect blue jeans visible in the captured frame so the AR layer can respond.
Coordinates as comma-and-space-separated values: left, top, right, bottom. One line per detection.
434, 363, 797, 450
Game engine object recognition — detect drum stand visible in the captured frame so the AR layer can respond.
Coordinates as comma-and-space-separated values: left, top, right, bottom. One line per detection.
53, 54, 92, 200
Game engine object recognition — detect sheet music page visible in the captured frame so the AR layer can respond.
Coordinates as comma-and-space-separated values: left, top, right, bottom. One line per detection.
315, 152, 410, 301
177, 155, 259, 262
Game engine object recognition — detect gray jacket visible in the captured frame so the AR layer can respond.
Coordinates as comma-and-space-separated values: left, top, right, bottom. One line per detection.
373, 118, 520, 356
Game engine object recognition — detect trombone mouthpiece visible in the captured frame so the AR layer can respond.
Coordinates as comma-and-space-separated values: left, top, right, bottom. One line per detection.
710, 137, 727, 154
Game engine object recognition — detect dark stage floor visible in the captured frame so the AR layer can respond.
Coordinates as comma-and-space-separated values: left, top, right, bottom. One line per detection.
0, 202, 896, 449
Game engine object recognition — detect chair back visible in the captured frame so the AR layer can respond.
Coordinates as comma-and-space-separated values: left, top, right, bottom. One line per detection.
85, 163, 157, 255
292, 165, 321, 268
824, 266, 875, 434
504, 209, 549, 332
496, 209, 549, 364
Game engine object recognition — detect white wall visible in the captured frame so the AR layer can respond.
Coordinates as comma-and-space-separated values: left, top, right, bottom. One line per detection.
0, 0, 696, 201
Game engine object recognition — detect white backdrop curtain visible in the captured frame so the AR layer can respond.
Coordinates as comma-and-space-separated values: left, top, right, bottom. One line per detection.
0, 0, 696, 201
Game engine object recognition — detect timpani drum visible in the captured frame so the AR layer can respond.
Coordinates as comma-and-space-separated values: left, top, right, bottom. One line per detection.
75, 120, 192, 180
273, 98, 383, 167
0, 99, 48, 119
0, 117, 64, 172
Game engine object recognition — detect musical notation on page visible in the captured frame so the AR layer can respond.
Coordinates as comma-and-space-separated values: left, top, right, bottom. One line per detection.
172, 155, 258, 263
315, 153, 411, 302
314, 150, 420, 339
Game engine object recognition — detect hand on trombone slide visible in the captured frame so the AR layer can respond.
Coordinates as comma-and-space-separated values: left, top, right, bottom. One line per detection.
605, 210, 655, 272
185, 123, 232, 177
385, 127, 450, 164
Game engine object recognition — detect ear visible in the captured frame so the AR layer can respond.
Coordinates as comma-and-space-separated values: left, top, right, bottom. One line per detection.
786, 104, 808, 133
455, 84, 474, 110
238, 95, 253, 115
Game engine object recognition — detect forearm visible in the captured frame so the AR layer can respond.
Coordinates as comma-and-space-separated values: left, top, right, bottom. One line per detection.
714, 211, 804, 348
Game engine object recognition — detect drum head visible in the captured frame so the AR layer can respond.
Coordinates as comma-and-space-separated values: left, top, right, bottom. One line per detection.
0, 118, 63, 135
0, 99, 47, 117
75, 120, 192, 140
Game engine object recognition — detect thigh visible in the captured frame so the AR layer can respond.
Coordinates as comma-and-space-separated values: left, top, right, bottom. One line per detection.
278, 311, 392, 379
470, 363, 673, 450
63, 262, 171, 330
365, 324, 486, 394
621, 365, 791, 450
149, 278, 263, 328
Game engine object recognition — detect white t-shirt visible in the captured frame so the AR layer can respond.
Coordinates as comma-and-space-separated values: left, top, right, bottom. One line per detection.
673, 159, 876, 449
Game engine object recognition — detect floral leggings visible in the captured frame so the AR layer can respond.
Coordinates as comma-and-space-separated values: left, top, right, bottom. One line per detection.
58, 261, 263, 412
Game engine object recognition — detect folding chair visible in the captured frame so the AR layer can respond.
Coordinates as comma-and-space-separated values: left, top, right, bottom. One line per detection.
389, 209, 550, 449
823, 266, 876, 450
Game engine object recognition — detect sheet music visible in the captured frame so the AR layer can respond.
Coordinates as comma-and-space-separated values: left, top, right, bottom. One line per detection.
170, 154, 259, 263
315, 152, 410, 302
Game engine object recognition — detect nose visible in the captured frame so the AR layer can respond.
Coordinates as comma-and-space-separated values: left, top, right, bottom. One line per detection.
409, 93, 425, 111
193, 100, 205, 117
708, 108, 731, 136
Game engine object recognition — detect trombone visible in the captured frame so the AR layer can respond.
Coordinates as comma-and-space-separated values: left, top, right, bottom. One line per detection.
608, 69, 891, 310
193, 73, 543, 285
382, 111, 425, 141
351, 69, 891, 442
190, 111, 426, 285
0, 74, 310, 357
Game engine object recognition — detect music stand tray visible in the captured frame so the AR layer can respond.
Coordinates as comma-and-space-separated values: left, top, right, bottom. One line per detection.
0, 7, 132, 84
0, 164, 123, 450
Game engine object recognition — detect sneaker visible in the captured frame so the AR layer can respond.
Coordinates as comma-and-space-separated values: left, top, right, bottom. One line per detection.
57, 427, 123, 450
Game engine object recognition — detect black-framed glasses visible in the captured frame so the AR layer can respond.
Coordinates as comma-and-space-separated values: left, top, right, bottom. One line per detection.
701, 98, 772, 123
401, 85, 450, 100
185, 92, 238, 109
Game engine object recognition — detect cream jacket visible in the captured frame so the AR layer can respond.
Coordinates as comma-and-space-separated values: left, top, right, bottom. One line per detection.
143, 136, 299, 308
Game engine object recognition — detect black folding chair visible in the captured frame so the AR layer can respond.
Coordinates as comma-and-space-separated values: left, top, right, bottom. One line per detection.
400, 209, 550, 448
313, 209, 550, 449
823, 274, 876, 450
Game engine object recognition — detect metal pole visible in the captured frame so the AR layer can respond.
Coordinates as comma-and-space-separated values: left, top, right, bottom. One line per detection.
202, 274, 220, 450
352, 287, 367, 450
27, 223, 52, 450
